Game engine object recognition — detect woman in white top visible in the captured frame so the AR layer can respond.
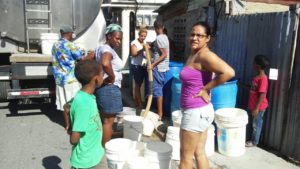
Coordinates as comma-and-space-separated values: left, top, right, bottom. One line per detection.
130, 27, 148, 110
94, 24, 123, 146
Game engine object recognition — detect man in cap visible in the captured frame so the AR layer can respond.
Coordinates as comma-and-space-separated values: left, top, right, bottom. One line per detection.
52, 25, 93, 124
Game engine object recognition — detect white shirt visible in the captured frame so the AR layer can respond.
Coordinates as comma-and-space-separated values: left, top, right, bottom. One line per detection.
130, 39, 146, 66
95, 44, 123, 87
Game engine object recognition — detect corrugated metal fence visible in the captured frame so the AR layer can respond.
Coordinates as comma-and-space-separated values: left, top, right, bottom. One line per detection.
211, 11, 299, 162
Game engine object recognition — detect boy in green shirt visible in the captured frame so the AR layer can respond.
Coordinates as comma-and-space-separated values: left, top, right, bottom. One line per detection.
67, 60, 104, 169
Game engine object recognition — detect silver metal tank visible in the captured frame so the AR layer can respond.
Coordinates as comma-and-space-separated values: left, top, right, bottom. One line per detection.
0, 0, 101, 44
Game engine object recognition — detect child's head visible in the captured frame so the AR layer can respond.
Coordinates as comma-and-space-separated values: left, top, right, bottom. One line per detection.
75, 60, 103, 87
254, 55, 269, 70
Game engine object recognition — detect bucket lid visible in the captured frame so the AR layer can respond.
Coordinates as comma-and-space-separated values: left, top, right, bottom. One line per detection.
105, 138, 133, 152
124, 115, 143, 122
145, 141, 172, 156
215, 108, 247, 120
172, 110, 182, 117
167, 126, 180, 135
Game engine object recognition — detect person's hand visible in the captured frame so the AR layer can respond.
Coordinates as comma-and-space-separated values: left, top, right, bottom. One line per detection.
193, 89, 210, 103
63, 103, 71, 131
252, 108, 259, 117
147, 64, 153, 71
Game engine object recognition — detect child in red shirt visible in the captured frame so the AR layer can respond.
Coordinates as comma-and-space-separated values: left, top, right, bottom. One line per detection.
246, 55, 269, 147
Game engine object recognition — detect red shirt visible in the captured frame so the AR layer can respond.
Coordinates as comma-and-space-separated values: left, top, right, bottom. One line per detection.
248, 75, 268, 111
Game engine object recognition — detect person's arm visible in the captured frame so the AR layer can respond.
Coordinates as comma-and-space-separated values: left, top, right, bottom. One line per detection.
101, 52, 115, 84
151, 47, 167, 69
194, 52, 235, 103
130, 44, 144, 57
252, 93, 265, 117
70, 132, 81, 145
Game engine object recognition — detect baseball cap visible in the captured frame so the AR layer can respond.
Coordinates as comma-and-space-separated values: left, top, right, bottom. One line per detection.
60, 26, 74, 33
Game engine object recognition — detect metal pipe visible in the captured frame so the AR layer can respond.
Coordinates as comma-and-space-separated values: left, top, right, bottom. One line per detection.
72, 0, 76, 30
24, 0, 30, 53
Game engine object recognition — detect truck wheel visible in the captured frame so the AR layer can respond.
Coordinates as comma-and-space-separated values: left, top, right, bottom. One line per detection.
0, 81, 11, 101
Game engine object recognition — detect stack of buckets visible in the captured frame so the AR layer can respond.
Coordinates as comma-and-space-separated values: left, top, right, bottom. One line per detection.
211, 79, 248, 156
215, 108, 248, 156
105, 139, 173, 169
168, 111, 215, 160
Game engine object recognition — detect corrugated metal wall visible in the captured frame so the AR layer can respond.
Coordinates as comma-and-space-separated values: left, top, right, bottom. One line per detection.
281, 22, 300, 162
212, 11, 299, 161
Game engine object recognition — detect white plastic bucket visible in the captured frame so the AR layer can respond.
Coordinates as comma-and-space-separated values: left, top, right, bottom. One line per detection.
165, 126, 180, 160
115, 107, 136, 131
127, 156, 149, 169
40, 33, 59, 55
165, 125, 215, 160
105, 138, 134, 169
141, 109, 160, 127
171, 110, 182, 127
144, 142, 172, 169
123, 115, 143, 141
206, 125, 215, 157
215, 108, 248, 156
142, 118, 155, 136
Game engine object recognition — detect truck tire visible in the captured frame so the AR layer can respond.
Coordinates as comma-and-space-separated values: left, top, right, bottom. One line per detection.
0, 81, 10, 101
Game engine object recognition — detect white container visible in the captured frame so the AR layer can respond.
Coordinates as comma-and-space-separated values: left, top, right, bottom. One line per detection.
115, 107, 136, 130
127, 156, 149, 169
165, 125, 215, 160
144, 142, 172, 169
165, 126, 180, 160
141, 109, 160, 127
40, 33, 59, 55
123, 115, 143, 141
171, 110, 182, 127
206, 125, 215, 157
215, 108, 248, 157
105, 138, 134, 169
142, 118, 155, 136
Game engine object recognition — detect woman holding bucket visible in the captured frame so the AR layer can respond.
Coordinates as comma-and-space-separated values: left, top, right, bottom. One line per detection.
179, 22, 235, 169
94, 24, 123, 146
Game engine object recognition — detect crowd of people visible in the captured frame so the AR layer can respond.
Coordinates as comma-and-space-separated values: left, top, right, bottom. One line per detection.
51, 19, 269, 169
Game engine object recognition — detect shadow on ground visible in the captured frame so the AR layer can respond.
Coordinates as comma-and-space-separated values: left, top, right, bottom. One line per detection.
42, 156, 62, 169
5, 99, 65, 128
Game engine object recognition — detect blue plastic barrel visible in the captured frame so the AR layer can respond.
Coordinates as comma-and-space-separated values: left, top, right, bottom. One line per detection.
211, 79, 238, 111
170, 73, 182, 113
163, 62, 184, 116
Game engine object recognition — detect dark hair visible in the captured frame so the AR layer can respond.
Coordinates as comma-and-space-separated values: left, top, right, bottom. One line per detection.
75, 60, 101, 86
254, 55, 269, 69
192, 21, 212, 36
154, 20, 164, 28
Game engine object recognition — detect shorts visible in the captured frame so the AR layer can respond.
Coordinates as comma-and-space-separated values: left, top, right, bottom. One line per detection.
152, 68, 165, 97
55, 82, 81, 111
130, 64, 146, 86
95, 84, 123, 114
180, 103, 214, 133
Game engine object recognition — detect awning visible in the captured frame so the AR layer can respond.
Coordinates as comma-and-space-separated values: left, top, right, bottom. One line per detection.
245, 0, 300, 5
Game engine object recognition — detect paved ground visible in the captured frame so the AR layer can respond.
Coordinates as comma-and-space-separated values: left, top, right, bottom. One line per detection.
0, 88, 299, 169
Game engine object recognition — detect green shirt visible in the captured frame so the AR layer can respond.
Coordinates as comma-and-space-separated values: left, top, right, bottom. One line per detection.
70, 90, 104, 168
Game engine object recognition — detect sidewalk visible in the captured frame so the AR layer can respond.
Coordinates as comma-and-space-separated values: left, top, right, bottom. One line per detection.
120, 86, 300, 169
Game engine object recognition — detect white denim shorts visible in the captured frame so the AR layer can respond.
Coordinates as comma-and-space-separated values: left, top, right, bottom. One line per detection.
180, 103, 214, 133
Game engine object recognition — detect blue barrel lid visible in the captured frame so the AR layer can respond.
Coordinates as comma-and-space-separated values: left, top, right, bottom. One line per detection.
169, 61, 184, 67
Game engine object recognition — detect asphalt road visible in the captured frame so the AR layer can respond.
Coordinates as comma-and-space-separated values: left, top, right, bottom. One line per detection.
0, 101, 71, 169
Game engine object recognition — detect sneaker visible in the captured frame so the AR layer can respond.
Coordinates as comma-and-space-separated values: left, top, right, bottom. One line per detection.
245, 141, 256, 147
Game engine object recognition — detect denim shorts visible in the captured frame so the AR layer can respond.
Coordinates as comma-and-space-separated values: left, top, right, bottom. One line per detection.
95, 84, 123, 114
181, 103, 214, 132
152, 68, 165, 97
130, 64, 147, 86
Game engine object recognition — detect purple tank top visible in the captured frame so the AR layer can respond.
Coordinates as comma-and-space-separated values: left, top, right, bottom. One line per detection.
180, 66, 212, 109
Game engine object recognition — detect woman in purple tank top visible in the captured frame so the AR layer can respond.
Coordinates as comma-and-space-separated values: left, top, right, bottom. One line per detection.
179, 22, 235, 169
